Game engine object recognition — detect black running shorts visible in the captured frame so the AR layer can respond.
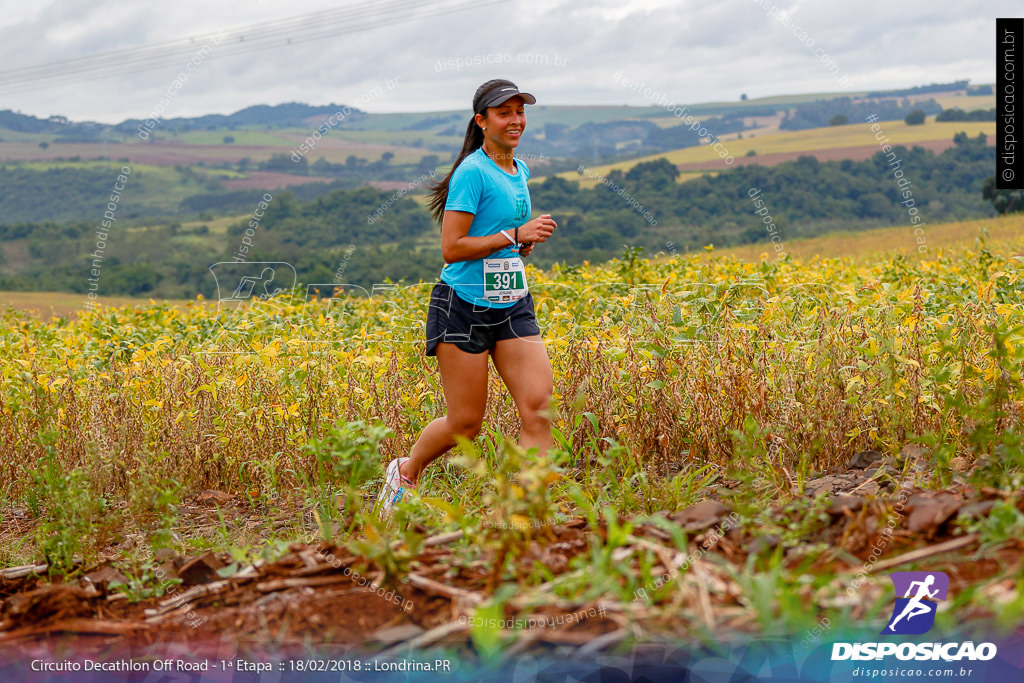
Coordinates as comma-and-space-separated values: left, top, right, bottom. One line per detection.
425, 282, 541, 356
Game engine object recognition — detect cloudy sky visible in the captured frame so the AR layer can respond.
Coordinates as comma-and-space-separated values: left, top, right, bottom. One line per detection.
0, 0, 1012, 124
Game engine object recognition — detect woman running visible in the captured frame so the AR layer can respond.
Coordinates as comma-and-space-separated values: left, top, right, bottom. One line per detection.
376, 79, 558, 518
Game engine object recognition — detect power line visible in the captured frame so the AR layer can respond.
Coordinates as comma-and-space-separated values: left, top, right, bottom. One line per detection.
2, 0, 409, 74
0, 0, 428, 88
0, 0, 509, 94
0, 0, 501, 89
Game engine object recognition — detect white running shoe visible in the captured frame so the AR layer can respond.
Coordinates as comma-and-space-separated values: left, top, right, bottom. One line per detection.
375, 457, 414, 519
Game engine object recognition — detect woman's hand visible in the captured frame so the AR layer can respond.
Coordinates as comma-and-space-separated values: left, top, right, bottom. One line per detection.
518, 242, 534, 257
517, 214, 557, 243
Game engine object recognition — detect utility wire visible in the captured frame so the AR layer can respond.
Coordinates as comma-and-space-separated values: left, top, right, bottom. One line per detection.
0, 0, 508, 94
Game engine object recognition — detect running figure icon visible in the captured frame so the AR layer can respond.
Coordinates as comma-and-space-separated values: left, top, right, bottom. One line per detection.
887, 574, 939, 632
230, 266, 281, 300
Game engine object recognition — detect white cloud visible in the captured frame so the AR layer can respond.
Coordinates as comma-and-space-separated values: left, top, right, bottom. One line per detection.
0, 0, 1011, 123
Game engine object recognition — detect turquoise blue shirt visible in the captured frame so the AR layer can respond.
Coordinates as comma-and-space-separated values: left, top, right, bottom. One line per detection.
441, 147, 531, 308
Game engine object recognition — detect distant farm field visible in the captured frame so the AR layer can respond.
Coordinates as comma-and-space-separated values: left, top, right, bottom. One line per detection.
554, 120, 997, 188
707, 212, 1024, 264
0, 290, 191, 320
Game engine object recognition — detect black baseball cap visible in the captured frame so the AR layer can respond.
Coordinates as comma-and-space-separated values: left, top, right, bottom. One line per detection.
475, 83, 536, 114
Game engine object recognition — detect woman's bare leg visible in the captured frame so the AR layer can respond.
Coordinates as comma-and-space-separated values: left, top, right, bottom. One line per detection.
401, 342, 490, 482
491, 335, 554, 456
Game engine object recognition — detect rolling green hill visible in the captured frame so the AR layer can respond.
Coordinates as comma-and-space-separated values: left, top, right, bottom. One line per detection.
0, 82, 1004, 300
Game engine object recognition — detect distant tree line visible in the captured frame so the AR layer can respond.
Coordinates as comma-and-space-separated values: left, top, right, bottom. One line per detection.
0, 134, 996, 298
114, 102, 373, 133
865, 81, 969, 98
935, 108, 996, 122
529, 116, 750, 160
780, 97, 943, 130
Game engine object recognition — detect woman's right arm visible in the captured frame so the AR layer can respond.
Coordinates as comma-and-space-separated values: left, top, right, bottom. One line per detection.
441, 211, 557, 263
441, 211, 513, 263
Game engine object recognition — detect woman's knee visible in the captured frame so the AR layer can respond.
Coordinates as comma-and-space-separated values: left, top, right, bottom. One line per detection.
519, 392, 552, 429
446, 414, 483, 439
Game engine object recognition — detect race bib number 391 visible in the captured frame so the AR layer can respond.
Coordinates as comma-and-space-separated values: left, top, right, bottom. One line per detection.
483, 256, 528, 302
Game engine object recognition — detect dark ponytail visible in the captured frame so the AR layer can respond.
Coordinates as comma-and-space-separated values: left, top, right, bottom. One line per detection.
426, 79, 516, 226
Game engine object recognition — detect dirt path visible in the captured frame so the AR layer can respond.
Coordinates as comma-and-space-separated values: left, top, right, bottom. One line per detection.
1, 453, 1021, 674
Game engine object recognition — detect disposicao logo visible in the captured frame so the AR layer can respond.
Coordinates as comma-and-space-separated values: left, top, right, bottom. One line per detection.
884, 571, 948, 635
831, 570, 998, 662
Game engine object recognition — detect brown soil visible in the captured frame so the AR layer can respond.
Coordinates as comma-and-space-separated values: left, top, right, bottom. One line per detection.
219, 172, 333, 191
2, 455, 1021, 663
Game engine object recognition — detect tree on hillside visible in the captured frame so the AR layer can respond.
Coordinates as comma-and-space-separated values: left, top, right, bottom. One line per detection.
531, 176, 578, 208
625, 158, 680, 192
262, 153, 307, 174
982, 175, 1024, 214
905, 110, 926, 125
829, 114, 849, 126
416, 154, 440, 175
